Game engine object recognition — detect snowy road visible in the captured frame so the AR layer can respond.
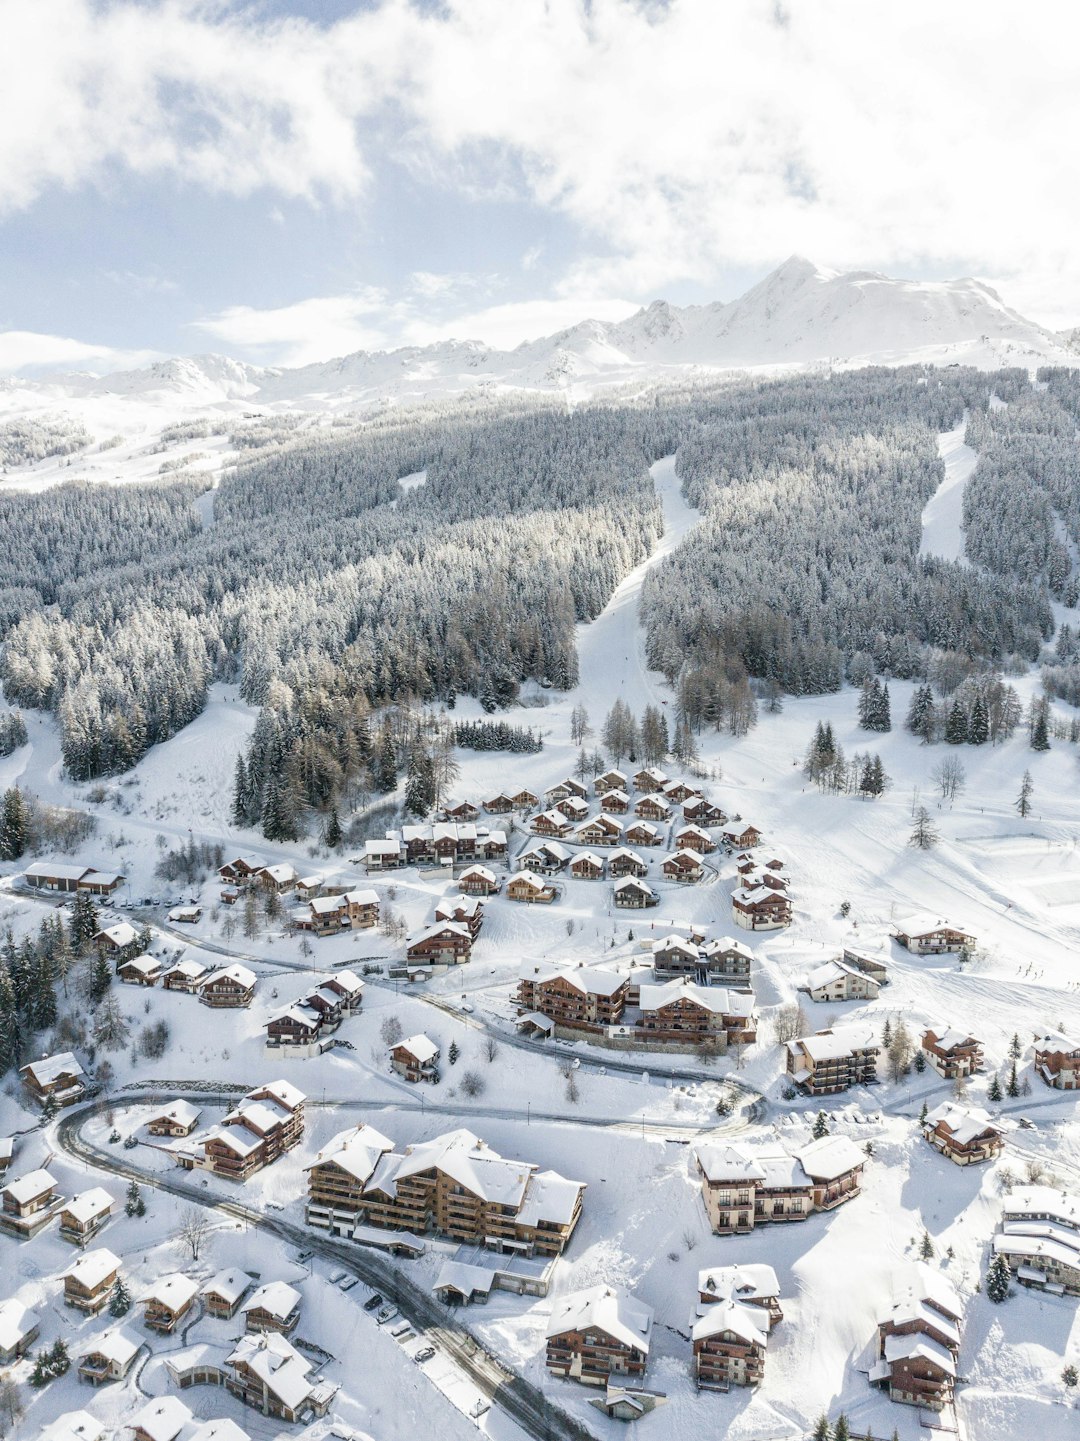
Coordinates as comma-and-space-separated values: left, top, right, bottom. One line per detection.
919, 418, 977, 563
568, 453, 701, 720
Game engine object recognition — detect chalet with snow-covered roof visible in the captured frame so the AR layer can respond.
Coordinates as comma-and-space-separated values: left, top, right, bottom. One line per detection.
141, 1273, 199, 1333
594, 769, 628, 796
516, 965, 629, 1029
519, 841, 570, 874
576, 814, 624, 847
732, 886, 791, 931
650, 935, 701, 979
20, 1051, 86, 1108
459, 864, 499, 895
786, 1026, 879, 1094
570, 851, 606, 881
891, 917, 975, 954
546, 779, 588, 805
804, 958, 880, 1003
119, 953, 161, 987
0, 1299, 40, 1364
600, 788, 630, 814
256, 862, 298, 894
697, 1264, 783, 1327
352, 1127, 585, 1255
992, 1185, 1080, 1295
178, 1081, 305, 1182
635, 979, 756, 1047
147, 1100, 202, 1137
76, 1328, 139, 1385
363, 837, 406, 870
294, 876, 321, 901
509, 788, 540, 810
722, 823, 761, 850
264, 1003, 322, 1051
922, 1101, 1003, 1165
0, 1168, 62, 1238
1034, 1031, 1080, 1089
38, 1414, 107, 1441
740, 864, 788, 892
662, 779, 698, 803
546, 1286, 652, 1385
94, 921, 140, 958
507, 871, 557, 904
63, 1248, 120, 1313
531, 809, 574, 838
443, 800, 480, 822
696, 1135, 865, 1234
608, 847, 647, 878
633, 767, 668, 793
162, 958, 209, 992
633, 793, 671, 823
682, 796, 726, 826
661, 849, 704, 883
624, 819, 662, 847
164, 1333, 338, 1423
59, 1187, 113, 1244
407, 921, 473, 965
692, 1298, 768, 1389
304, 1124, 396, 1236
613, 877, 659, 908
218, 856, 265, 885
130, 1396, 195, 1441
202, 1268, 255, 1320
870, 1263, 962, 1411
842, 947, 889, 986
555, 794, 590, 821
701, 937, 754, 987
242, 1281, 301, 1335
391, 1034, 441, 1083
483, 793, 514, 813
435, 895, 484, 937
199, 964, 257, 1008
673, 823, 715, 854
921, 1026, 983, 1078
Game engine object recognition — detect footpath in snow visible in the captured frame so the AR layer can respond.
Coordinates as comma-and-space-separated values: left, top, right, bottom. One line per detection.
919, 419, 977, 563
569, 454, 701, 719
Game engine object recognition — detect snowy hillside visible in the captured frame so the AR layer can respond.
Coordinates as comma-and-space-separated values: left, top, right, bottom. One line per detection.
2, 260, 1078, 492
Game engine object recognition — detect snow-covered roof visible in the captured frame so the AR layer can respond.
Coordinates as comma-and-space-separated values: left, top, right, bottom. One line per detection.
407, 921, 470, 950
309, 894, 345, 916
119, 953, 160, 977
546, 1285, 652, 1352
806, 959, 871, 992
225, 1332, 316, 1410
24, 862, 92, 883
256, 1076, 308, 1109
62, 1187, 113, 1224
652, 935, 699, 959
545, 965, 626, 998
365, 838, 404, 855
307, 1124, 394, 1183
1001, 1185, 1080, 1228
698, 1263, 780, 1305
326, 968, 363, 991
882, 1331, 956, 1375
924, 1100, 1001, 1146
187, 1420, 251, 1441
242, 1281, 301, 1321
1035, 1030, 1080, 1053
795, 1134, 865, 1182
511, 869, 553, 889
613, 877, 656, 895
162, 959, 208, 980
343, 887, 378, 906
696, 1143, 767, 1185
518, 1169, 586, 1228
691, 1297, 768, 1346
65, 1248, 120, 1289
3, 1167, 56, 1205
893, 913, 968, 937
203, 963, 256, 989
130, 1397, 192, 1441
21, 1051, 85, 1086
460, 864, 496, 881
732, 885, 786, 907
434, 1260, 496, 1296
202, 1267, 253, 1306
397, 1033, 440, 1063
571, 851, 605, 868
167, 906, 201, 921
260, 863, 297, 884
98, 921, 139, 948
0, 1298, 39, 1350
638, 979, 752, 1016
38, 1412, 104, 1441
80, 1327, 139, 1366
794, 1025, 878, 1060
148, 1100, 202, 1130
702, 936, 753, 958
923, 1025, 979, 1051
141, 1273, 199, 1311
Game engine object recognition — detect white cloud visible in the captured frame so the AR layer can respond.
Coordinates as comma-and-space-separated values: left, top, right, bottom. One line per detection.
4, 2, 1080, 321
0, 329, 160, 375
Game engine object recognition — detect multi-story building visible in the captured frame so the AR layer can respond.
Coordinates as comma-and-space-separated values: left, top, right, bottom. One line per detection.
992, 1185, 1080, 1295
0, 1168, 62, 1239
695, 1135, 865, 1233
305, 1124, 395, 1237
922, 1102, 1004, 1166
141, 1274, 199, 1333
58, 1188, 113, 1245
63, 1248, 121, 1314
177, 1081, 305, 1182
870, 1263, 962, 1411
545, 1287, 652, 1386
921, 1026, 984, 1079
785, 1025, 879, 1094
1034, 1031, 1080, 1090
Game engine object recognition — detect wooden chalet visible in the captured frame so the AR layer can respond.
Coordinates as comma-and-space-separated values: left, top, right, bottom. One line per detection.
692, 1300, 768, 1389
842, 948, 889, 987
633, 794, 671, 822
443, 800, 481, 821
682, 796, 726, 826
76, 1329, 139, 1386
162, 958, 209, 993
921, 1026, 983, 1078
435, 895, 484, 938
695, 1135, 865, 1234
662, 779, 699, 804
870, 1263, 962, 1412
993, 1185, 1080, 1296
59, 1187, 113, 1245
635, 979, 756, 1047
304, 1123, 395, 1237
922, 1101, 1003, 1165
732, 886, 791, 931
661, 850, 704, 883
722, 823, 762, 850
674, 824, 715, 854
613, 877, 659, 909
146, 1100, 202, 1137
164, 1332, 338, 1422
608, 847, 648, 878
633, 767, 668, 793
624, 820, 661, 847
532, 809, 574, 838
509, 788, 540, 810
141, 1274, 199, 1333
94, 921, 140, 957
483, 793, 515, 814
20, 1051, 86, 1108
202, 1268, 254, 1320
600, 789, 630, 814
218, 856, 265, 886
554, 795, 590, 822
785, 1025, 879, 1094
179, 1081, 305, 1182
242, 1281, 301, 1335
407, 921, 473, 965
391, 1034, 441, 1082
570, 851, 606, 881
119, 953, 161, 987
507, 871, 557, 904
363, 837, 406, 870
545, 779, 587, 805
1034, 1031, 1080, 1089
256, 862, 298, 894
519, 841, 570, 874
701, 937, 753, 987
264, 1003, 322, 1052
546, 1286, 652, 1386
804, 959, 880, 1003
63, 1248, 121, 1314
459, 864, 499, 895
0, 1167, 61, 1238
594, 769, 628, 796
0, 1299, 40, 1363
517, 965, 629, 1028
891, 916, 975, 954
130, 1396, 195, 1441
199, 964, 257, 1008
575, 814, 624, 847
698, 1264, 783, 1327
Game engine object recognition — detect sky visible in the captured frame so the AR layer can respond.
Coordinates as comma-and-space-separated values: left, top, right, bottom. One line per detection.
1, 0, 1079, 375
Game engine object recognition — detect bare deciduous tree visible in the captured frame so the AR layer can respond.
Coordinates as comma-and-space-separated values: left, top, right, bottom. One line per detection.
176, 1206, 213, 1262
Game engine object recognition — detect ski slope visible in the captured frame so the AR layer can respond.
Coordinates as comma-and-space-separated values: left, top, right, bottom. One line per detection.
920, 420, 978, 563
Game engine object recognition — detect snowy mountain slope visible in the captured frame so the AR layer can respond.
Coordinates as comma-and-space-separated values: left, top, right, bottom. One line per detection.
2, 258, 1078, 488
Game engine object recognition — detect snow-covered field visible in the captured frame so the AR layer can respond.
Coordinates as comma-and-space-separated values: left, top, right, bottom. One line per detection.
1, 446, 1079, 1441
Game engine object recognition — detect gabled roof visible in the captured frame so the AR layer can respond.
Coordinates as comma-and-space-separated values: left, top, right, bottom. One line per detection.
0, 1298, 39, 1350
1035, 1030, 1080, 1053
795, 1134, 865, 1181
38, 1412, 105, 1441
396, 1033, 439, 1064
306, 1124, 394, 1183
97, 922, 139, 948
460, 864, 496, 882
203, 963, 257, 989
202, 1267, 254, 1306
540, 965, 626, 998
65, 1248, 121, 1289
691, 1297, 768, 1346
698, 1263, 780, 1305
518, 1169, 586, 1227
923, 1025, 979, 1051
162, 958, 208, 980
141, 1273, 199, 1311
695, 1143, 767, 1185
130, 1397, 192, 1441
638, 979, 751, 1016
893, 912, 969, 938
79, 1327, 139, 1366
924, 1100, 1001, 1146
62, 1187, 113, 1223
21, 1051, 84, 1086
226, 1332, 316, 1409
3, 1167, 57, 1205
242, 1280, 301, 1321
546, 1285, 652, 1352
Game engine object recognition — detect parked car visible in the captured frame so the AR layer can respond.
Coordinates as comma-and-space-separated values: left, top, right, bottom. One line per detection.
376, 1305, 399, 1325
363, 1294, 383, 1312
414, 1346, 436, 1364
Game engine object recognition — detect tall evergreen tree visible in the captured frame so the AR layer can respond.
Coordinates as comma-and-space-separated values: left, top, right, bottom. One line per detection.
0, 787, 29, 861
969, 694, 989, 744
944, 700, 968, 745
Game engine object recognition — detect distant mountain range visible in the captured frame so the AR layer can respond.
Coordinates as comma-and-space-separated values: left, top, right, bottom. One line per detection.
3, 257, 1078, 423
